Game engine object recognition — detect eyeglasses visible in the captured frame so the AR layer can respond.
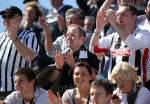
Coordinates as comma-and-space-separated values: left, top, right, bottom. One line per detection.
2, 15, 14, 19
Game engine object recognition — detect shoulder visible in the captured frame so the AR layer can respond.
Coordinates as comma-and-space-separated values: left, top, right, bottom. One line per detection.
18, 29, 35, 37
135, 87, 150, 104
5, 91, 22, 103
138, 87, 150, 95
35, 88, 50, 104
36, 87, 48, 95
63, 5, 73, 9
62, 89, 74, 103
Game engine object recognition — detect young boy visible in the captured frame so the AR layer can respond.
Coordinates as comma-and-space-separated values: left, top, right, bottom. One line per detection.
2, 68, 50, 104
90, 79, 113, 104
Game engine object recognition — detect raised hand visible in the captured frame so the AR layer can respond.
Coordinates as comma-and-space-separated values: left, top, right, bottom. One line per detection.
57, 15, 66, 32
7, 19, 20, 41
63, 53, 75, 68
96, 11, 107, 31
48, 90, 62, 104
54, 50, 64, 70
105, 9, 117, 26
38, 17, 50, 33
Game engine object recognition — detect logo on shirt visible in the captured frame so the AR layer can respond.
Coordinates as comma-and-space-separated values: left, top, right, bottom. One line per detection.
112, 48, 130, 57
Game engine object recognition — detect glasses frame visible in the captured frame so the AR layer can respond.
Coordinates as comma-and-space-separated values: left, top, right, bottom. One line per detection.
2, 14, 14, 20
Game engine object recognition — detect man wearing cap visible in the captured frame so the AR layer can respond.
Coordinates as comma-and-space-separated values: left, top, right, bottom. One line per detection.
0, 6, 37, 97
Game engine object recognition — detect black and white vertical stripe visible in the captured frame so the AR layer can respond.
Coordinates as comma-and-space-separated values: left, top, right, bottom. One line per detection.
0, 29, 38, 91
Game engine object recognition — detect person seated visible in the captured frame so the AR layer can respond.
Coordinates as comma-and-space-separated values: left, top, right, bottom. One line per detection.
49, 24, 99, 95
48, 76, 114, 104
111, 62, 150, 104
48, 61, 92, 104
1, 68, 50, 104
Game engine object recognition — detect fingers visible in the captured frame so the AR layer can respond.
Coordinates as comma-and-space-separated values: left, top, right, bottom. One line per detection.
57, 92, 62, 100
7, 20, 19, 36
111, 99, 121, 104
48, 90, 57, 103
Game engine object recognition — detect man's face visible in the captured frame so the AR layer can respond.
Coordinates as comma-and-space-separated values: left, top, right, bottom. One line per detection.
66, 27, 84, 50
145, 0, 150, 22
90, 86, 111, 104
116, 6, 136, 28
14, 74, 34, 95
66, 14, 84, 27
2, 12, 21, 30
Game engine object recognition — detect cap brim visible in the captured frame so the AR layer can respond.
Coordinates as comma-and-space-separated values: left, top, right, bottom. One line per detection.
0, 10, 13, 15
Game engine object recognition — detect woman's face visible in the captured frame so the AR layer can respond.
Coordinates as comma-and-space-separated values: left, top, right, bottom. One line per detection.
24, 6, 37, 22
114, 72, 134, 93
73, 66, 91, 88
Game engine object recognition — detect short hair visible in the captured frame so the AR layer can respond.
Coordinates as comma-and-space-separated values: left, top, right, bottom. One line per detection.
91, 79, 113, 95
84, 16, 95, 27
14, 67, 36, 88
24, 1, 42, 21
73, 61, 92, 75
111, 62, 141, 83
65, 8, 85, 20
120, 3, 138, 16
68, 24, 86, 38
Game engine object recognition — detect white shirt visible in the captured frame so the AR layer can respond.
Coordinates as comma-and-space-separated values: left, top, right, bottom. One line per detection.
4, 88, 50, 104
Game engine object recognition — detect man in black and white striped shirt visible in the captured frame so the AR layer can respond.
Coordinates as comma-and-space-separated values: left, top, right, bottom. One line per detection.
89, 3, 150, 87
0, 6, 37, 97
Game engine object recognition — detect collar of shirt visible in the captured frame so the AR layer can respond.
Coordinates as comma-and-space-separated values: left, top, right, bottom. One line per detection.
53, 4, 66, 13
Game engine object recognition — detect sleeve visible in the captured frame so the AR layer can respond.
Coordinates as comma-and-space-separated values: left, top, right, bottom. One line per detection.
25, 31, 38, 55
4, 91, 19, 104
62, 89, 73, 104
89, 34, 114, 54
46, 36, 62, 58
124, 30, 150, 50
135, 87, 150, 104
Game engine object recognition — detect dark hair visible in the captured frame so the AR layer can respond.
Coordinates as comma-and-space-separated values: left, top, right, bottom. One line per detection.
68, 24, 86, 38
65, 8, 85, 20
120, 3, 138, 16
144, 0, 149, 8
72, 61, 92, 75
91, 79, 113, 95
14, 67, 36, 88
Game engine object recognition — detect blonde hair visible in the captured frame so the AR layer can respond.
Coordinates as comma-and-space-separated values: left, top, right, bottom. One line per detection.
111, 62, 141, 83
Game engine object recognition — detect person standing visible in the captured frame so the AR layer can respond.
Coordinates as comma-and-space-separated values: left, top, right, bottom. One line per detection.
0, 6, 37, 97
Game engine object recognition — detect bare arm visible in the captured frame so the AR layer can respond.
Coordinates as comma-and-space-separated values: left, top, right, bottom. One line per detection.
8, 20, 36, 61
38, 17, 54, 51
90, 0, 115, 46
50, 51, 64, 82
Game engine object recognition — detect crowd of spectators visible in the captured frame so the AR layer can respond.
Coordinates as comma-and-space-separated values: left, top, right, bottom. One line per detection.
0, 0, 150, 104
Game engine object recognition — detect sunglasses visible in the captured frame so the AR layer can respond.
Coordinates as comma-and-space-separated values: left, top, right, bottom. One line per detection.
2, 15, 14, 19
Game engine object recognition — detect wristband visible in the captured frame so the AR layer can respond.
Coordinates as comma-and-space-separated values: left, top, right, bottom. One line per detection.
13, 37, 18, 43
94, 29, 100, 35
